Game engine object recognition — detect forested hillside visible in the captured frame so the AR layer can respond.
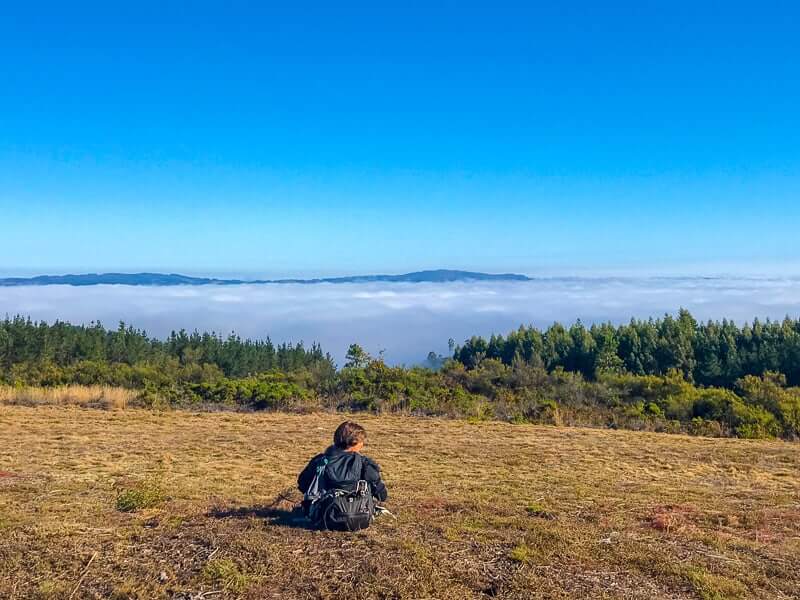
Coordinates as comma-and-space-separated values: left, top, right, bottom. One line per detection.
0, 316, 333, 377
2, 313, 799, 439
453, 308, 800, 387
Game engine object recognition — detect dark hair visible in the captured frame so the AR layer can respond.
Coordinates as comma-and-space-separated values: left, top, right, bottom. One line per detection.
333, 421, 367, 449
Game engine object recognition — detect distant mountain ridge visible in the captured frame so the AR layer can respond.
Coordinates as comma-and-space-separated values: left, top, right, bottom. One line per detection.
0, 270, 531, 287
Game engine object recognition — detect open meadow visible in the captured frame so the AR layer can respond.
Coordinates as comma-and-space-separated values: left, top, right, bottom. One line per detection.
1, 406, 798, 599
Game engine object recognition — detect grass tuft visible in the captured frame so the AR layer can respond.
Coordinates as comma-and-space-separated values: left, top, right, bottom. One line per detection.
685, 567, 749, 600
35, 579, 71, 599
525, 501, 557, 520
203, 559, 248, 593
508, 543, 533, 563
115, 477, 166, 512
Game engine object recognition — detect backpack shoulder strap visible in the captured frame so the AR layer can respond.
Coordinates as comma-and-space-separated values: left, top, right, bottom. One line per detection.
305, 456, 329, 501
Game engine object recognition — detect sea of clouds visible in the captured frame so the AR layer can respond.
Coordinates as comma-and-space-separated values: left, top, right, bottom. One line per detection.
2, 277, 800, 365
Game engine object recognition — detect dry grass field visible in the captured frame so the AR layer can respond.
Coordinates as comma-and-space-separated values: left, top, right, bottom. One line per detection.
1, 406, 798, 599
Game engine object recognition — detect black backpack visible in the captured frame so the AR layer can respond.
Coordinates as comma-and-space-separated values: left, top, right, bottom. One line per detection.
303, 456, 375, 531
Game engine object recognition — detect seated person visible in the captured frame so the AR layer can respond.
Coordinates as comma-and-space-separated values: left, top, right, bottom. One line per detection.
298, 421, 388, 529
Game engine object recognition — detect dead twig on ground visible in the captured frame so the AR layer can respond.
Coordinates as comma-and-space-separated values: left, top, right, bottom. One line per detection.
68, 551, 98, 600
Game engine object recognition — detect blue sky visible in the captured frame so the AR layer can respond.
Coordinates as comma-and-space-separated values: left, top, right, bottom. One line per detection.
1, 2, 799, 277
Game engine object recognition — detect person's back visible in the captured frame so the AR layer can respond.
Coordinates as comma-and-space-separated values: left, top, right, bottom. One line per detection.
298, 421, 388, 530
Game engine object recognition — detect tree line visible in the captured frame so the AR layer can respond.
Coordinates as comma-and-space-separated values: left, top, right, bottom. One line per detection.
0, 315, 334, 379
453, 309, 800, 388
1, 313, 799, 440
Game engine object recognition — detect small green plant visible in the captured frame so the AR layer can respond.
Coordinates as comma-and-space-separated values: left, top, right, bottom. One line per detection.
203, 559, 248, 593
508, 543, 532, 563
525, 501, 557, 520
685, 566, 748, 600
508, 526, 567, 565
115, 477, 166, 512
109, 584, 140, 600
35, 579, 71, 599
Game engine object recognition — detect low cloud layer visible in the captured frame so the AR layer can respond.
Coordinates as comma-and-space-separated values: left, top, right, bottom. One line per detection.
2, 278, 800, 365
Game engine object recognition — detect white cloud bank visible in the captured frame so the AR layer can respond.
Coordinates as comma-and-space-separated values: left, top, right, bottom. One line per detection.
2, 277, 800, 365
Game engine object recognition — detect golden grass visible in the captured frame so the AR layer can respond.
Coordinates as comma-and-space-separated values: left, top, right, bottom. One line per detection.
0, 385, 134, 409
0, 406, 798, 599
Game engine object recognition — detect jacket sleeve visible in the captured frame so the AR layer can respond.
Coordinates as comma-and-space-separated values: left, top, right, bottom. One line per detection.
362, 456, 388, 502
297, 455, 321, 493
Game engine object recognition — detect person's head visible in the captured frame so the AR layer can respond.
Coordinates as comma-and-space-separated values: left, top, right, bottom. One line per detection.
333, 421, 367, 452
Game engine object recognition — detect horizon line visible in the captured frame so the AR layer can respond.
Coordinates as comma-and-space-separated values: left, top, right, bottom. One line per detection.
2, 269, 800, 285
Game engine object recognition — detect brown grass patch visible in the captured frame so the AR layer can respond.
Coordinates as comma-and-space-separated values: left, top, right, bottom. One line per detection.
0, 385, 135, 409
649, 504, 697, 533
0, 406, 798, 599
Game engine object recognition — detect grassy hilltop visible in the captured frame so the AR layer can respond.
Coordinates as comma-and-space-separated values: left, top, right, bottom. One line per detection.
1, 406, 798, 599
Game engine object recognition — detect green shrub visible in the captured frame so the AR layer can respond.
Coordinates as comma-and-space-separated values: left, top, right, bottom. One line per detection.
737, 373, 800, 438
689, 417, 724, 438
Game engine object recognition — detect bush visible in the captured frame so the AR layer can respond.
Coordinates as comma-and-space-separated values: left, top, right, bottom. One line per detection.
691, 388, 779, 439
737, 373, 800, 438
689, 417, 725, 438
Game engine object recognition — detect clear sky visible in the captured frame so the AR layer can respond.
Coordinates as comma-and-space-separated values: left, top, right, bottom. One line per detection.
1, 2, 799, 277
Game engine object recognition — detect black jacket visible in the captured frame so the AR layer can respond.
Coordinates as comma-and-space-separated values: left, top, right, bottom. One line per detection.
298, 445, 388, 502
